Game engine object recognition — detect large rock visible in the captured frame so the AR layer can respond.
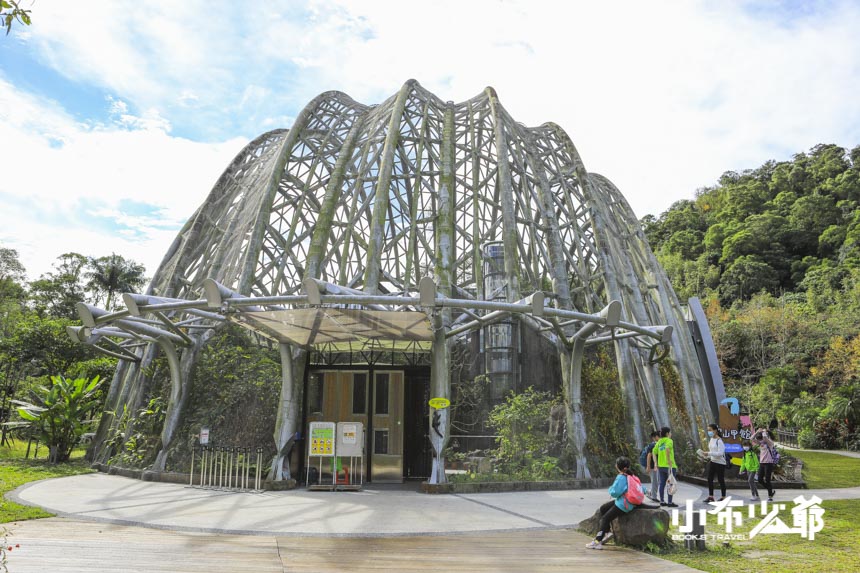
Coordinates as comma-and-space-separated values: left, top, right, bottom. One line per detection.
579, 505, 669, 547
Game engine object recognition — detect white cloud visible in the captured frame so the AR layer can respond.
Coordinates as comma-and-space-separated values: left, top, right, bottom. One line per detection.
295, 0, 860, 217
4, 0, 860, 282
0, 78, 246, 279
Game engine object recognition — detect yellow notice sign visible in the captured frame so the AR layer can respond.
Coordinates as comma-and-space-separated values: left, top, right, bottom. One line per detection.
310, 423, 335, 456
428, 397, 451, 410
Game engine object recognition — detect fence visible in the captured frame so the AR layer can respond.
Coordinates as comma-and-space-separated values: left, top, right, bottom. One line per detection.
190, 446, 263, 491
776, 428, 799, 448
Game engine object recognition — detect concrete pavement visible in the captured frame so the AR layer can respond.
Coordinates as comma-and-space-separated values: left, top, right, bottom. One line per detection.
4, 518, 701, 573
9, 472, 860, 572
6, 473, 709, 573
10, 473, 705, 536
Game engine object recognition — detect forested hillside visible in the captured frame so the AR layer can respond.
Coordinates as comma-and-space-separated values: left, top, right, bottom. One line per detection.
643, 143, 860, 450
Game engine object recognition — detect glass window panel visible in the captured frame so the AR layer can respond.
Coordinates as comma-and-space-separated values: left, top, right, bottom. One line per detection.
308, 372, 323, 414
352, 373, 367, 414
375, 373, 389, 415
374, 429, 389, 454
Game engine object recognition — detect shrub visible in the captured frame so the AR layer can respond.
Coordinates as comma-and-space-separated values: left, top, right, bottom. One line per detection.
105, 397, 166, 468
845, 431, 860, 452
487, 386, 563, 479
798, 427, 819, 449
13, 375, 102, 463
814, 418, 850, 450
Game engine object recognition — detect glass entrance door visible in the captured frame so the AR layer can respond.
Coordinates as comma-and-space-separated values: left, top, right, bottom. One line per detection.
370, 371, 404, 483
306, 371, 369, 482
306, 370, 404, 483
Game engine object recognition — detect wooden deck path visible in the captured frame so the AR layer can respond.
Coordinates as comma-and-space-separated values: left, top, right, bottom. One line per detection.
6, 518, 698, 572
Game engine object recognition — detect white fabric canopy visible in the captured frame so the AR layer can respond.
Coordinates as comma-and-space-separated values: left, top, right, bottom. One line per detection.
233, 308, 433, 349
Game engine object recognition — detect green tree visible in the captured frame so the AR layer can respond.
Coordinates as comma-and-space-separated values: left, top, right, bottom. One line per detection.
85, 253, 147, 311
29, 253, 89, 319
0, 245, 26, 284
807, 144, 849, 184
664, 229, 705, 259
819, 224, 847, 258
0, 245, 27, 338
789, 194, 840, 255
719, 256, 779, 303
745, 365, 801, 427
0, 314, 112, 379
13, 375, 102, 463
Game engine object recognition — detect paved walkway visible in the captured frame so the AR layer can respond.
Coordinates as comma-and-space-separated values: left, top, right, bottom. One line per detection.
776, 443, 860, 459
4, 473, 707, 572
10, 473, 704, 536
5, 518, 698, 573
8, 472, 860, 572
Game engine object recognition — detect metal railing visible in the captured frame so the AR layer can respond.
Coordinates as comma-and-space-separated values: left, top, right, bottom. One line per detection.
776, 428, 799, 448
189, 446, 263, 491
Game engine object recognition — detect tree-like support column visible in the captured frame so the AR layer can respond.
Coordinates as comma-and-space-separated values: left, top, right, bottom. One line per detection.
427, 103, 456, 485
270, 343, 306, 481
428, 312, 451, 485
152, 337, 183, 472
560, 300, 622, 478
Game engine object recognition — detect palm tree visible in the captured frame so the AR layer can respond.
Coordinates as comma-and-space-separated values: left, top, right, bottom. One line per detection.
85, 254, 147, 310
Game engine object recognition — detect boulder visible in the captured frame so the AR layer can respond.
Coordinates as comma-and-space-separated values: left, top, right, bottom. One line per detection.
579, 505, 669, 547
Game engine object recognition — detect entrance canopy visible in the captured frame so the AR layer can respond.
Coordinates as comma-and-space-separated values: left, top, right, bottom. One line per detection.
70, 277, 673, 364
233, 308, 433, 350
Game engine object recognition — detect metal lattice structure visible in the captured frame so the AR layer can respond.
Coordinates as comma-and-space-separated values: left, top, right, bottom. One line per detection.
73, 81, 716, 483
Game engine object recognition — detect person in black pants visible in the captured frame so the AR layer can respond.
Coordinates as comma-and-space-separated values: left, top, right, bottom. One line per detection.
754, 428, 777, 501
586, 457, 643, 549
704, 423, 727, 502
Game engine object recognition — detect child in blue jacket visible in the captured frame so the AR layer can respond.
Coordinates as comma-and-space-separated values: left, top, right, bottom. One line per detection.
586, 456, 646, 549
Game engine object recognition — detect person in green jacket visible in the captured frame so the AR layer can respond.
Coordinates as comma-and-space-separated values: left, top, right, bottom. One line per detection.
655, 426, 678, 507
739, 439, 760, 501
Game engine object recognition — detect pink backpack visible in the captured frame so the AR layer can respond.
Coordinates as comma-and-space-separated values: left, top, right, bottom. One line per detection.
625, 474, 645, 505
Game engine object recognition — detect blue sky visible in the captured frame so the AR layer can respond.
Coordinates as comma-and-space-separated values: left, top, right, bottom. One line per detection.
2, 0, 860, 280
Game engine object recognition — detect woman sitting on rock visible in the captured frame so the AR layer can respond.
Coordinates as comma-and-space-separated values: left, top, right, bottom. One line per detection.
586, 456, 646, 549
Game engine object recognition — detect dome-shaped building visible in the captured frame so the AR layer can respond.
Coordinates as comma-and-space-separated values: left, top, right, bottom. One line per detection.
73, 81, 724, 485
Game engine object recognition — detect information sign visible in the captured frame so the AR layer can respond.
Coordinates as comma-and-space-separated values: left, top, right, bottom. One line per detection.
336, 422, 364, 457
342, 424, 358, 444
428, 397, 450, 409
199, 427, 209, 445
309, 422, 336, 457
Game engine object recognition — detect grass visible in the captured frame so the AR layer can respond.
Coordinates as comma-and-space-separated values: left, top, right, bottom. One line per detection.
0, 438, 94, 523
656, 499, 860, 573
792, 450, 860, 488
655, 449, 860, 572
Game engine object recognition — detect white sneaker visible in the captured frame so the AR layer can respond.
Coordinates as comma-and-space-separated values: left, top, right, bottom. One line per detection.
601, 532, 614, 545
751, 496, 760, 502
585, 541, 603, 550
